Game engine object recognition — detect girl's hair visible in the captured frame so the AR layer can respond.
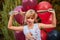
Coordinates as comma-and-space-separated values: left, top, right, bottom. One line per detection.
24, 9, 37, 24
25, 9, 37, 20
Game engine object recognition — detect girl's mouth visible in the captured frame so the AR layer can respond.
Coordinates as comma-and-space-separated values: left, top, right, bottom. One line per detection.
27, 21, 31, 23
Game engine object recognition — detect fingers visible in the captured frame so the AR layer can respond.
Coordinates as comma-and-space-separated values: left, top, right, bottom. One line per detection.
26, 33, 35, 40
19, 9, 25, 15
48, 8, 55, 13
9, 11, 18, 16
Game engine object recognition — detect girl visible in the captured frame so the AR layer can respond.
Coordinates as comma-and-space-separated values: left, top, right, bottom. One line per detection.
8, 9, 56, 40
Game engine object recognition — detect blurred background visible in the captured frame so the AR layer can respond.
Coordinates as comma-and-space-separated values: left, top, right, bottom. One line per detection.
0, 0, 60, 40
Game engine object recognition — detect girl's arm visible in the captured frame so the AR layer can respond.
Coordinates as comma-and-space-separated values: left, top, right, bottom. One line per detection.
8, 15, 23, 31
39, 9, 56, 28
26, 33, 34, 40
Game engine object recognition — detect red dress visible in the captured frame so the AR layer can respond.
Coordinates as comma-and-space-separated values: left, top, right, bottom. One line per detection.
38, 12, 55, 40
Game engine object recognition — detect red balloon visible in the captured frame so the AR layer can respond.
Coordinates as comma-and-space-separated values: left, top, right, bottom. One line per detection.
14, 6, 24, 25
22, 0, 37, 11
41, 30, 47, 40
36, 1, 52, 10
14, 31, 25, 40
14, 6, 25, 40
14, 6, 23, 12
36, 1, 55, 40
14, 14, 24, 25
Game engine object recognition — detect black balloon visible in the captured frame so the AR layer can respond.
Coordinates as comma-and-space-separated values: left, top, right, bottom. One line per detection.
47, 30, 60, 40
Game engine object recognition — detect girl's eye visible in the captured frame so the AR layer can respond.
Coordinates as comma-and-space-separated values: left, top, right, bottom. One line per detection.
27, 17, 34, 19
27, 17, 30, 19
31, 18, 34, 19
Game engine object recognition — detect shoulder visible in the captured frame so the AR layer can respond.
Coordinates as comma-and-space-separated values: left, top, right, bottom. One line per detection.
23, 25, 29, 35
24, 25, 27, 28
23, 25, 28, 30
34, 23, 39, 28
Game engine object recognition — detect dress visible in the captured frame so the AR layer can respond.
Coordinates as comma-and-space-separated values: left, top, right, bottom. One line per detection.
23, 23, 41, 40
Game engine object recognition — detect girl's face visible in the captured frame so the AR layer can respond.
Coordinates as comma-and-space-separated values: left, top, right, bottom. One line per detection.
26, 17, 35, 25
25, 9, 37, 25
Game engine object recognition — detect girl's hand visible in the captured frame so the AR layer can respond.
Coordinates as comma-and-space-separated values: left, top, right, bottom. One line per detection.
19, 9, 25, 15
26, 33, 35, 40
9, 11, 18, 16
48, 8, 55, 13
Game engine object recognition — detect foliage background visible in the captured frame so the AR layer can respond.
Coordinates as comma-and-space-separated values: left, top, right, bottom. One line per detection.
0, 0, 60, 40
